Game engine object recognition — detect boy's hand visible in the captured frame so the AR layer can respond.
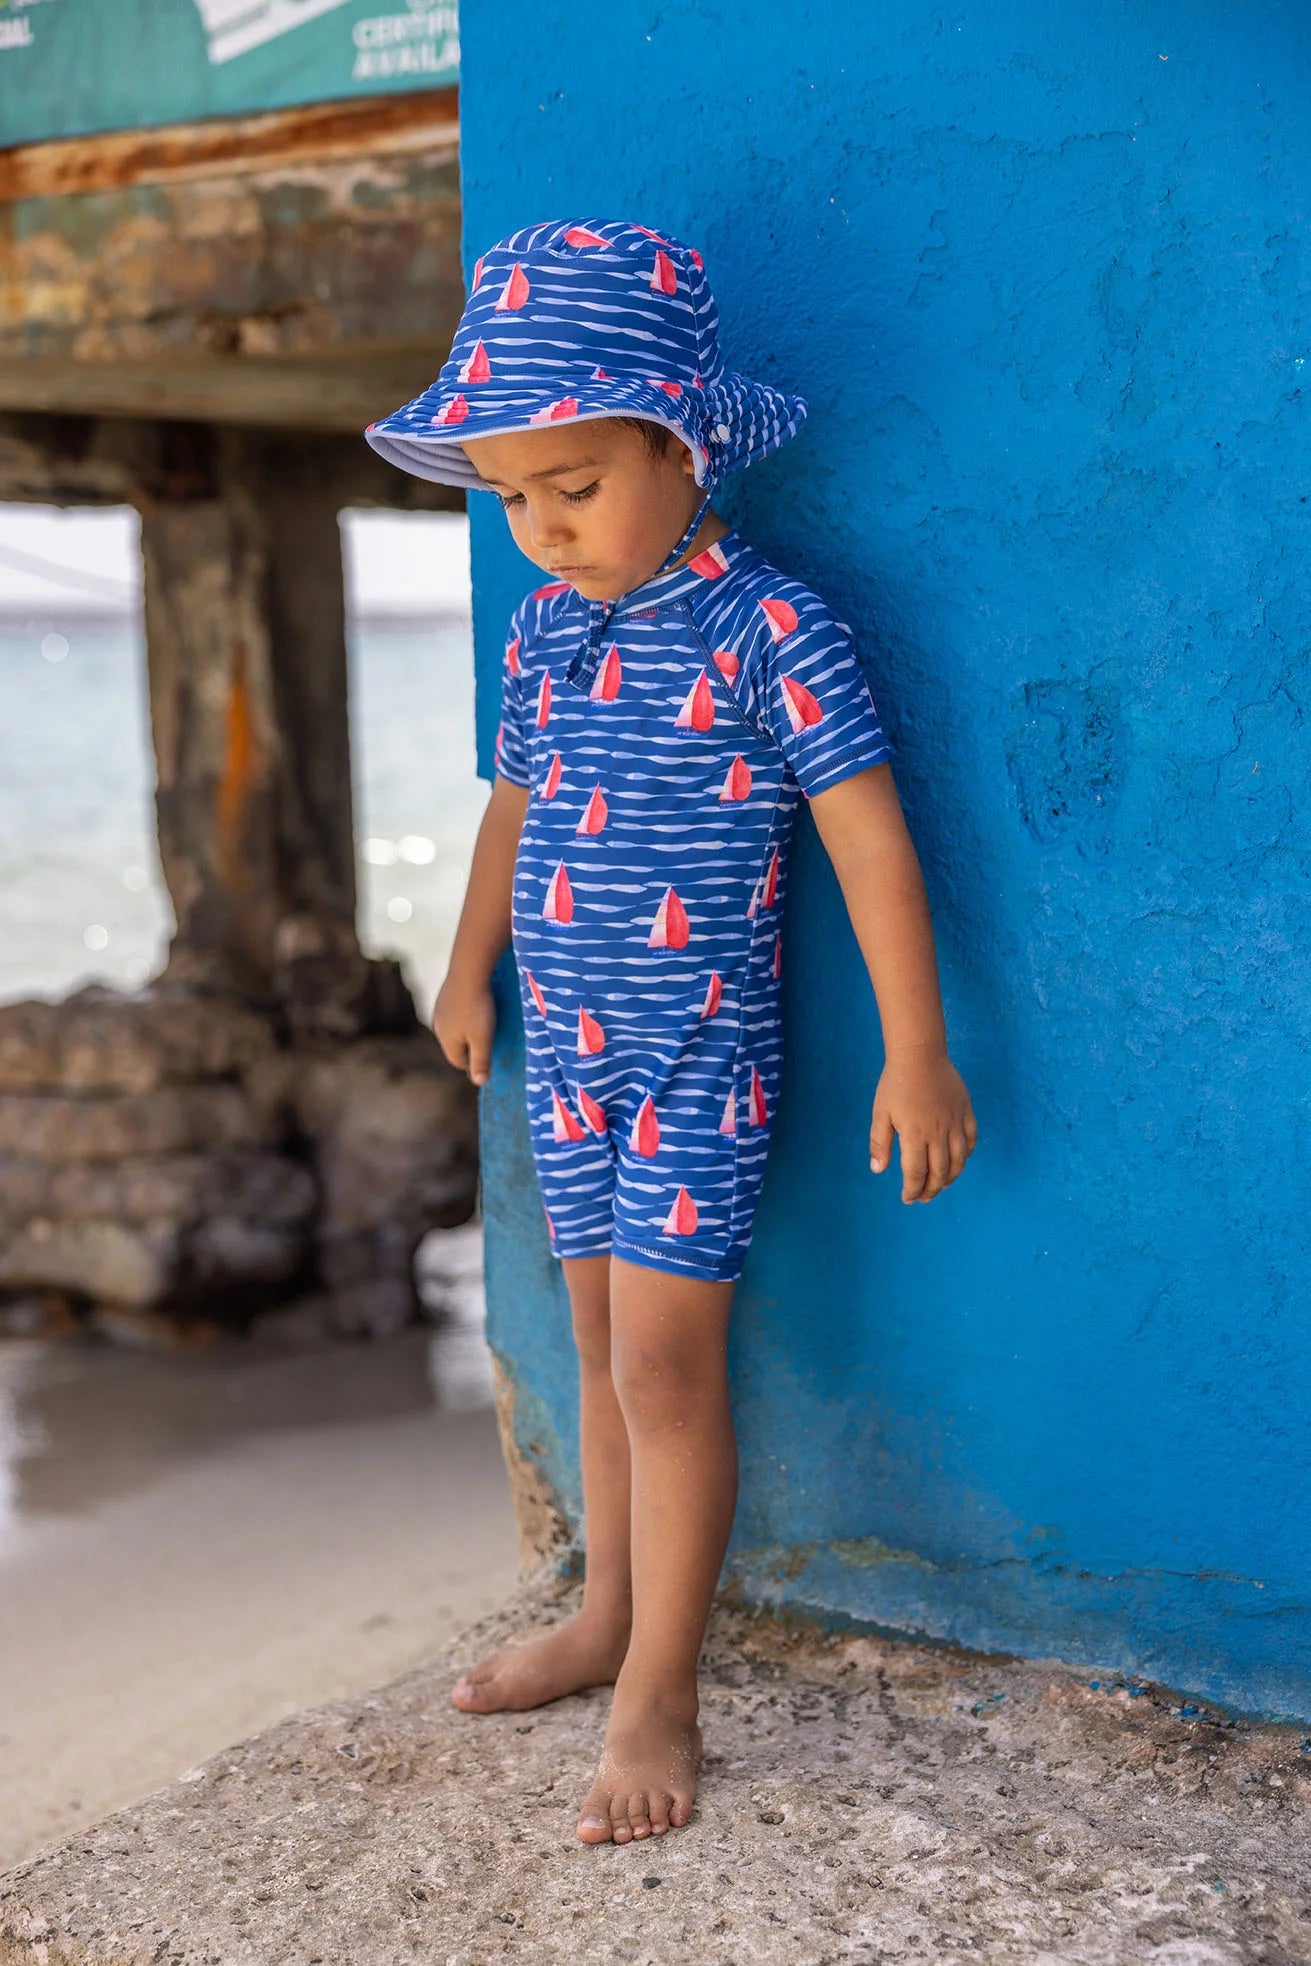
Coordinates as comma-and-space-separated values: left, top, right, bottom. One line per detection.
869, 1048, 977, 1202
433, 972, 498, 1088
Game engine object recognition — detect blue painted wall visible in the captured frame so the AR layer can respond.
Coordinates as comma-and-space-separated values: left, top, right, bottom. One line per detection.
462, 1, 1311, 1721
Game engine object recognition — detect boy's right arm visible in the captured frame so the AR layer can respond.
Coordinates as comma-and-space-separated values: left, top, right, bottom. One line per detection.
432, 774, 529, 1086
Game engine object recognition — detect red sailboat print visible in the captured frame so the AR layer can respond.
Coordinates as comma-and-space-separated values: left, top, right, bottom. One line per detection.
589, 645, 622, 700
577, 1085, 608, 1134
711, 646, 740, 679
551, 1089, 587, 1143
780, 674, 824, 733
718, 1087, 737, 1136
748, 1067, 768, 1128
699, 970, 722, 1019
432, 395, 469, 426
496, 263, 530, 311
504, 636, 521, 676
761, 846, 780, 908
630, 1095, 660, 1157
542, 862, 574, 923
539, 752, 562, 800
655, 379, 683, 398
648, 886, 690, 950
460, 341, 492, 384
576, 784, 608, 836
662, 1186, 699, 1236
525, 970, 547, 1016
592, 365, 610, 380
719, 755, 752, 802
577, 1006, 605, 1056
674, 672, 715, 732
760, 597, 799, 642
564, 226, 607, 247
632, 224, 670, 242
533, 579, 572, 599
471, 257, 485, 291
746, 877, 759, 921
773, 931, 782, 979
651, 248, 677, 295
530, 396, 579, 424
689, 248, 704, 270
688, 542, 729, 580
535, 673, 551, 727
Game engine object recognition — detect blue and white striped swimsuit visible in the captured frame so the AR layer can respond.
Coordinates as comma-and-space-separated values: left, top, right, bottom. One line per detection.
494, 530, 894, 1282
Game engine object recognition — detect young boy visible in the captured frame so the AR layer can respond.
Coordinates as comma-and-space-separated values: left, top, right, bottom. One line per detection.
365, 219, 977, 1846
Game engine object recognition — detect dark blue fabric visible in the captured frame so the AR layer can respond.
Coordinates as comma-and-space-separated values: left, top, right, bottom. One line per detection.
364, 218, 806, 493
496, 531, 895, 1279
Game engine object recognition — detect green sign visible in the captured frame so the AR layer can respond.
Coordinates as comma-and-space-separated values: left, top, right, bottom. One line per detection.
0, 0, 458, 146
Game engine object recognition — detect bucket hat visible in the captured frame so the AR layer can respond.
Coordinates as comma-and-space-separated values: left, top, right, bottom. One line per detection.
364, 218, 806, 495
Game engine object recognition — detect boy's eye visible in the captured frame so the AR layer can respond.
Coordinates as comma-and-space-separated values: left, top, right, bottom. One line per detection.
495, 482, 596, 510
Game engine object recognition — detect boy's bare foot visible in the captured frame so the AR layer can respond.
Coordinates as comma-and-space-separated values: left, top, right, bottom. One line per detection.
450, 1609, 630, 1714
576, 1686, 702, 1844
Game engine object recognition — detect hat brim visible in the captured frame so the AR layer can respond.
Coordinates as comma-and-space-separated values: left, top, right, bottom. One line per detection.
364, 373, 803, 491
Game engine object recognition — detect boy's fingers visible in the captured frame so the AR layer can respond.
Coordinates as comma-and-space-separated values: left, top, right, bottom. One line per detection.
964, 1108, 979, 1148
900, 1136, 928, 1203
869, 1106, 895, 1173
920, 1132, 951, 1201
948, 1127, 971, 1178
466, 1036, 492, 1086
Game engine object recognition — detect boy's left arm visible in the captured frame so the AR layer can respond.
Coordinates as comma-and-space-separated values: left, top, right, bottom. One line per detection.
808, 762, 978, 1202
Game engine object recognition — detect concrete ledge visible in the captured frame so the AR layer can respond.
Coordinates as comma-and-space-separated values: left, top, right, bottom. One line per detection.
3, 1581, 1308, 1964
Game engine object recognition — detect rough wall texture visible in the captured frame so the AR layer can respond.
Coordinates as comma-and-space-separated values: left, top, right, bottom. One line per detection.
464, 1, 1311, 1720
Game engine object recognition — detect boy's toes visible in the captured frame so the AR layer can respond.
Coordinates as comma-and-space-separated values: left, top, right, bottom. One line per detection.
668, 1789, 695, 1828
609, 1793, 635, 1843
626, 1793, 652, 1839
577, 1784, 615, 1844
450, 1666, 498, 1712
648, 1792, 672, 1835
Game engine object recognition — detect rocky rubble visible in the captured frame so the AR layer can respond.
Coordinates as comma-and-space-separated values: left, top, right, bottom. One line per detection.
0, 983, 478, 1342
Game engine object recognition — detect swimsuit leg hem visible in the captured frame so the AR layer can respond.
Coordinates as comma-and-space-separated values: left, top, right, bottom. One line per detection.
550, 1239, 614, 1262
611, 1235, 744, 1284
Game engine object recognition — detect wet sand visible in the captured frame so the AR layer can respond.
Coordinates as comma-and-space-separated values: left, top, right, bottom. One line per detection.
0, 1226, 519, 1870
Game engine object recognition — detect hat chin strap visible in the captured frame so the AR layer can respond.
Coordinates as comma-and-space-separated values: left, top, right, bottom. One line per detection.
652, 487, 715, 579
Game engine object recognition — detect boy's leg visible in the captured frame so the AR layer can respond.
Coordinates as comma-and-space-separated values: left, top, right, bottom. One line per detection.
451, 1253, 634, 1711
577, 1256, 737, 1844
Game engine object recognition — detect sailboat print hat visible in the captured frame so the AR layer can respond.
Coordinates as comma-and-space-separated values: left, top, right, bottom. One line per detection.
363, 218, 807, 494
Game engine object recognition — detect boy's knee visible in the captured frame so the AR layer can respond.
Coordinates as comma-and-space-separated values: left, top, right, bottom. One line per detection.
610, 1334, 721, 1433
571, 1293, 613, 1374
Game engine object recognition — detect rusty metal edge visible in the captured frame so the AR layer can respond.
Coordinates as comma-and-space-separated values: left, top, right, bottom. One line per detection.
0, 88, 460, 203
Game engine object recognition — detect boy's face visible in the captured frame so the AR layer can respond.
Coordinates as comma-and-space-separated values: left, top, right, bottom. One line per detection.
461, 420, 703, 602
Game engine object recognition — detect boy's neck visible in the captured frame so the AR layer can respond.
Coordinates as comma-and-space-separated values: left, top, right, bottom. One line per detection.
663, 506, 729, 576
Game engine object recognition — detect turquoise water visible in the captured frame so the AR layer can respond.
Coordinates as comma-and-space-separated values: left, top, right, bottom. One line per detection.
0, 615, 486, 1016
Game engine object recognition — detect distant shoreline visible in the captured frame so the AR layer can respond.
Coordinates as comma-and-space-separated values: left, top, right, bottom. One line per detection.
0, 607, 472, 632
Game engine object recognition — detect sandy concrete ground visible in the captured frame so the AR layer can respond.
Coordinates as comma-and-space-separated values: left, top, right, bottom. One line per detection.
2, 1574, 1308, 1966
0, 1226, 519, 1871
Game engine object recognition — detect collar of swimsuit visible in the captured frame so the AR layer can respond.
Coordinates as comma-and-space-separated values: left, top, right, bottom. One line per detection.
572, 525, 746, 629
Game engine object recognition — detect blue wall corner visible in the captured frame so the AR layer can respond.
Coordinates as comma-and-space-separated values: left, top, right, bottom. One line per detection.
460, 0, 1311, 1722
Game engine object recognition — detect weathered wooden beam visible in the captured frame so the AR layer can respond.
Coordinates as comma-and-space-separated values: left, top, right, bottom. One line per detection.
0, 411, 461, 508
0, 93, 461, 431
0, 90, 460, 201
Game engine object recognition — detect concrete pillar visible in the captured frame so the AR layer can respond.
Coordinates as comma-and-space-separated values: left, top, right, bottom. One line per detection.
138, 426, 374, 1030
